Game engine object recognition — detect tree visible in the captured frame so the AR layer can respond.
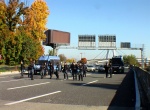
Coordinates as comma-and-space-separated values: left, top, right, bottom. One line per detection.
58, 54, 67, 63
66, 58, 76, 63
0, 1, 7, 64
0, 0, 49, 65
80, 58, 87, 64
123, 54, 139, 66
48, 49, 53, 56
18, 29, 44, 62
0, 0, 28, 65
24, 0, 49, 40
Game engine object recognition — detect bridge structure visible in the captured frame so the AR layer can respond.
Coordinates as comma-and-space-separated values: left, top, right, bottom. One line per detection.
43, 29, 145, 68
56, 45, 145, 68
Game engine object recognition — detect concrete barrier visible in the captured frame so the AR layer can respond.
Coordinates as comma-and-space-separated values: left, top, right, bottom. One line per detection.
134, 67, 150, 109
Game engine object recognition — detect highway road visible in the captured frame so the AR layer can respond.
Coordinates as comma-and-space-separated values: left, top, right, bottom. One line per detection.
0, 70, 135, 110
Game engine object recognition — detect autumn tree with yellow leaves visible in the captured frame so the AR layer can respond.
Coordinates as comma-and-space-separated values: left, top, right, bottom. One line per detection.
0, 0, 50, 65
24, 0, 49, 40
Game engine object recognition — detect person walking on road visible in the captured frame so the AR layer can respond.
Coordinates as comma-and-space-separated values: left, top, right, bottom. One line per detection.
109, 63, 112, 78
78, 63, 83, 81
48, 62, 54, 79
83, 63, 87, 77
70, 62, 77, 80
63, 62, 68, 80
28, 61, 34, 80
20, 61, 24, 77
55, 63, 60, 79
104, 62, 109, 78
40, 63, 46, 79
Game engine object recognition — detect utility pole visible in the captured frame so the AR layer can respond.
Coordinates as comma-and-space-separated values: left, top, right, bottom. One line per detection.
141, 44, 145, 69
80, 53, 82, 59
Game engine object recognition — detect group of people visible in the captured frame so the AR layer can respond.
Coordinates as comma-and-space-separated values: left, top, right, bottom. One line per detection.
40, 62, 59, 79
62, 62, 87, 81
21, 61, 87, 81
20, 60, 113, 80
27, 61, 60, 80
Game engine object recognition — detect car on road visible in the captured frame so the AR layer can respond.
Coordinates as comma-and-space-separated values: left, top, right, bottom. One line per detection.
98, 65, 105, 72
87, 65, 96, 72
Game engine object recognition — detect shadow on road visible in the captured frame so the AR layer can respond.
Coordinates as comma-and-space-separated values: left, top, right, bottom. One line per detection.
107, 71, 135, 110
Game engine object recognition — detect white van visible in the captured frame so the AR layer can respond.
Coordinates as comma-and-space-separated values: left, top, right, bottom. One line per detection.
34, 55, 60, 74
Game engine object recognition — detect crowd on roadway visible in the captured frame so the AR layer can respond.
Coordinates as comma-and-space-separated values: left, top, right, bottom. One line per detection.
20, 61, 87, 81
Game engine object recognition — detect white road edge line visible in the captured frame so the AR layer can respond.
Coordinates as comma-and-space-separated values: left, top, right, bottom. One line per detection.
82, 80, 98, 86
7, 82, 50, 90
5, 91, 61, 105
1, 79, 24, 83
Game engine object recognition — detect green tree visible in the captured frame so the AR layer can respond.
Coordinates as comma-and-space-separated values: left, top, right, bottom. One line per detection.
0, 0, 29, 65
66, 58, 76, 63
58, 54, 67, 63
0, 1, 7, 64
48, 49, 54, 56
123, 54, 139, 66
0, 0, 49, 65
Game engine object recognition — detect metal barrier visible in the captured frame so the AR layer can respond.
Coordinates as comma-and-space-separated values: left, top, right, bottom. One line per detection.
133, 68, 141, 110
134, 66, 150, 109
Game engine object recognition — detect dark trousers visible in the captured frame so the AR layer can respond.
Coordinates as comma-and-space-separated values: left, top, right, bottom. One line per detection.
30, 69, 34, 80
40, 69, 45, 79
109, 69, 112, 78
105, 70, 108, 78
72, 71, 77, 80
20, 69, 24, 77
83, 70, 86, 77
78, 72, 83, 81
63, 71, 68, 79
49, 70, 53, 79
55, 71, 59, 79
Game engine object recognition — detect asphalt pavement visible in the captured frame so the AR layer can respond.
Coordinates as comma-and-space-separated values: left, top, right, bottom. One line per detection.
0, 70, 135, 110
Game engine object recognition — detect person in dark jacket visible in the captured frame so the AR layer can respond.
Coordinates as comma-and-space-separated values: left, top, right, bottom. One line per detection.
109, 63, 112, 78
70, 62, 77, 80
40, 63, 46, 79
104, 62, 109, 78
55, 63, 60, 79
63, 62, 68, 80
20, 61, 24, 77
83, 64, 87, 77
28, 61, 34, 80
78, 63, 83, 81
48, 62, 54, 79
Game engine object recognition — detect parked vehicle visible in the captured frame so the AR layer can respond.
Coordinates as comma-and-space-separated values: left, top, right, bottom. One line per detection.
98, 65, 105, 72
87, 65, 96, 72
95, 65, 100, 70
34, 55, 60, 74
111, 56, 124, 73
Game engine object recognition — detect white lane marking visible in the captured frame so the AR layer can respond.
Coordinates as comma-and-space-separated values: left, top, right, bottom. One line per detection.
7, 82, 50, 90
5, 91, 61, 105
0, 79, 24, 83
87, 74, 92, 76
82, 80, 98, 86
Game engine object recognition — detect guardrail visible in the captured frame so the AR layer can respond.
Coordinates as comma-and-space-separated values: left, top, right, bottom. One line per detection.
134, 66, 150, 109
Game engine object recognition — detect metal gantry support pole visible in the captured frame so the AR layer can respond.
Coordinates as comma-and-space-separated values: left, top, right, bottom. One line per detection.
106, 50, 109, 60
141, 44, 145, 69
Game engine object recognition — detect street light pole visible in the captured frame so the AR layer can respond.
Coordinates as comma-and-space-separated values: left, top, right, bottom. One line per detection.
80, 53, 82, 59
